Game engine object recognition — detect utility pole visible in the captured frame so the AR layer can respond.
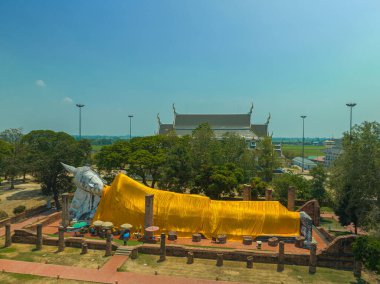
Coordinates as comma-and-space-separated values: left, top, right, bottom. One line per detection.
128, 115, 134, 140
346, 103, 357, 143
76, 104, 85, 140
300, 115, 307, 173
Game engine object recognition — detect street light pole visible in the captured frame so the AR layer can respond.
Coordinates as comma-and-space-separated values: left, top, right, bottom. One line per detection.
346, 103, 356, 143
76, 104, 85, 140
300, 115, 307, 173
128, 115, 134, 140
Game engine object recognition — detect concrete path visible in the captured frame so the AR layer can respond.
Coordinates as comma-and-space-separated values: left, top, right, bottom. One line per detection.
0, 257, 232, 284
0, 209, 55, 237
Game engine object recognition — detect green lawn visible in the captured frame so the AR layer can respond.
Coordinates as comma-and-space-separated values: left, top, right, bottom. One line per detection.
0, 272, 94, 284
120, 253, 378, 283
282, 145, 325, 158
320, 217, 346, 231
0, 242, 110, 268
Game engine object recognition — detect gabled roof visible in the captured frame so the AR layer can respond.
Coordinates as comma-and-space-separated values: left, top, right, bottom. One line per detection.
175, 114, 251, 129
158, 124, 174, 135
251, 124, 268, 137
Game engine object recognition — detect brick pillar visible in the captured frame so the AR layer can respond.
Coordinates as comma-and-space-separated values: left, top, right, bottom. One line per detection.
242, 184, 251, 201
105, 231, 112, 257
144, 194, 154, 239
5, 223, 11, 247
81, 241, 88, 255
36, 223, 43, 250
309, 243, 317, 274
187, 252, 194, 264
265, 189, 273, 201
62, 193, 70, 228
246, 256, 253, 269
159, 233, 166, 262
353, 259, 362, 278
287, 186, 295, 211
216, 253, 223, 267
277, 241, 285, 272
58, 226, 65, 252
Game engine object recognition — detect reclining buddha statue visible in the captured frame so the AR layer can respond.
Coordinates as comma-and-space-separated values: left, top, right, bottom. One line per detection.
62, 163, 311, 241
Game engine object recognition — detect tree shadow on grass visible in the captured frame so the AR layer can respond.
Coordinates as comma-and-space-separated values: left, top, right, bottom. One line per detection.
350, 277, 369, 284
6, 190, 45, 201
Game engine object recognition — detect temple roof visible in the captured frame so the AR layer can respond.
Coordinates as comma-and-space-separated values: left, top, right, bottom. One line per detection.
175, 114, 251, 129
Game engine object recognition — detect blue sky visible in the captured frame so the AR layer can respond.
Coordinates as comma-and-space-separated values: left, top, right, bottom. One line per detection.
0, 0, 379, 137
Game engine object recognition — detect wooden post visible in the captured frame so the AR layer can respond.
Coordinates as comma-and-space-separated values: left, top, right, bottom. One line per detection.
277, 241, 285, 272
159, 233, 166, 262
246, 256, 253, 269
144, 194, 154, 240
309, 243, 317, 274
36, 223, 43, 250
58, 226, 65, 252
81, 241, 88, 255
216, 253, 223, 267
131, 248, 138, 259
5, 223, 11, 248
287, 186, 295, 211
187, 251, 194, 264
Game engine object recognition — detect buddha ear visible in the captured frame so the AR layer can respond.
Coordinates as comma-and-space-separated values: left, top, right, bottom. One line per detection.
61, 162, 78, 175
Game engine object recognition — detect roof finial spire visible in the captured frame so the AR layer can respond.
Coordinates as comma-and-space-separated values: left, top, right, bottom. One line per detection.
157, 113, 161, 125
172, 103, 177, 115
249, 102, 253, 115
266, 113, 271, 125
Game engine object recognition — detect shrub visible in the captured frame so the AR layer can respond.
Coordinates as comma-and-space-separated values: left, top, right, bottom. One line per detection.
0, 209, 8, 220
13, 205, 26, 215
353, 236, 380, 273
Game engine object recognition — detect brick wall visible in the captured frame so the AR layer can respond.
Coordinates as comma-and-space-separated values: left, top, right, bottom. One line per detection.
297, 199, 320, 226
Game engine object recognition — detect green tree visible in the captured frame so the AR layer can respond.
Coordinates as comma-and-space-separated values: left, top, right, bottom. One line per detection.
159, 136, 192, 193
22, 130, 91, 209
257, 136, 278, 182
95, 140, 130, 181
330, 121, 380, 234
0, 128, 24, 189
0, 140, 12, 185
127, 135, 168, 188
309, 164, 327, 204
272, 173, 311, 206
192, 163, 244, 200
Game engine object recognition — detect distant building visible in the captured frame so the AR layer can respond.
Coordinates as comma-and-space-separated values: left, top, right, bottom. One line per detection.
292, 157, 317, 170
307, 156, 325, 166
157, 104, 271, 149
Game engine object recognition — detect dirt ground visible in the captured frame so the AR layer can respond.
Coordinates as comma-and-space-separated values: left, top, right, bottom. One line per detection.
0, 179, 49, 218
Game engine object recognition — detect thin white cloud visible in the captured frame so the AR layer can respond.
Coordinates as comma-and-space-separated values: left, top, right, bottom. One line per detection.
35, 80, 46, 87
62, 97, 73, 104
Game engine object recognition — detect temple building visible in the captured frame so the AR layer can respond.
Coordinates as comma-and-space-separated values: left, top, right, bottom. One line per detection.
157, 104, 270, 148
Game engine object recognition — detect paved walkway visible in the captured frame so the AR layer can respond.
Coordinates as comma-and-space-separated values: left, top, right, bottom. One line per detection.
0, 258, 232, 284
0, 209, 55, 237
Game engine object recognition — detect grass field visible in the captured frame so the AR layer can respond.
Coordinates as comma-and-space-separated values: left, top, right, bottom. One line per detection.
0, 242, 110, 269
0, 181, 48, 218
120, 253, 378, 283
0, 272, 94, 284
282, 145, 325, 158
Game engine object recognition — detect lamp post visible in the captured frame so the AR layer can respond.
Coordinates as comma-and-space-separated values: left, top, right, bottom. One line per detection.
300, 115, 307, 172
76, 104, 85, 140
128, 115, 134, 140
346, 103, 356, 143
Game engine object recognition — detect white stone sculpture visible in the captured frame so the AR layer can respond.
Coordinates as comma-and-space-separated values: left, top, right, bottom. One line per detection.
61, 163, 105, 221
